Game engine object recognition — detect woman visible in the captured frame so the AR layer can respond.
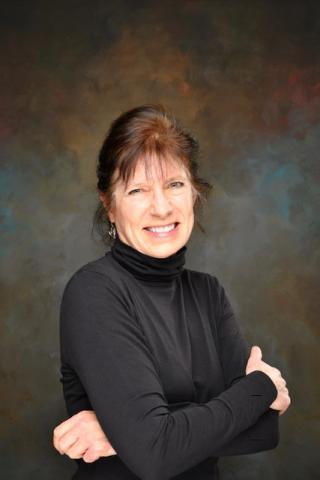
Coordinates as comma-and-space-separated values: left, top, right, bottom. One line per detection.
53, 104, 291, 479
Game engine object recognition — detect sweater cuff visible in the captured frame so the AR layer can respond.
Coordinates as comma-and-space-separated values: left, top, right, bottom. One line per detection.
211, 370, 278, 435
245, 370, 278, 404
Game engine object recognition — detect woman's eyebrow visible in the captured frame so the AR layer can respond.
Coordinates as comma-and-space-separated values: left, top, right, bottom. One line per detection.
129, 176, 187, 187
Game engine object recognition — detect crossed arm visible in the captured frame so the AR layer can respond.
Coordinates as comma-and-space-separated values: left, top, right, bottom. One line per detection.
53, 272, 290, 477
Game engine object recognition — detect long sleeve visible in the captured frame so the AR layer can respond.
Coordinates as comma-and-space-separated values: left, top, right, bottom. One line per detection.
210, 277, 279, 456
60, 363, 93, 416
60, 269, 277, 480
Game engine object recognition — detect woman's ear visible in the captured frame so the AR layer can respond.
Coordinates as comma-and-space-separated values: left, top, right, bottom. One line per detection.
99, 192, 107, 209
192, 188, 197, 206
99, 192, 115, 223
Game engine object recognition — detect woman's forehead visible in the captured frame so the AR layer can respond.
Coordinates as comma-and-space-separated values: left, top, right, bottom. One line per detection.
130, 157, 186, 182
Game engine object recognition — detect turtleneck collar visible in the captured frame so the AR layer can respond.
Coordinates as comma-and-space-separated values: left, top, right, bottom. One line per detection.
110, 235, 187, 283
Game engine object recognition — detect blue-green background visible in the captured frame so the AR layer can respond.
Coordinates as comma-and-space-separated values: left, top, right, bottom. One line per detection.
1, 1, 319, 478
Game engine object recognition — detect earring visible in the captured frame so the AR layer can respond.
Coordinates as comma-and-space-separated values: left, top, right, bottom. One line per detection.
108, 222, 117, 239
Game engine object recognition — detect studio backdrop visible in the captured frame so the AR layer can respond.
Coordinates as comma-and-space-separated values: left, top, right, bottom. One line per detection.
1, 1, 319, 479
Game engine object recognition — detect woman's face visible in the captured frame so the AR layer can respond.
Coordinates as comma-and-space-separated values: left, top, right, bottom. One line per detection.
102, 156, 196, 258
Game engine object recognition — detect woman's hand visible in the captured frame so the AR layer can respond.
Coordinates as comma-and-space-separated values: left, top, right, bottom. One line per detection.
53, 410, 117, 463
246, 346, 291, 416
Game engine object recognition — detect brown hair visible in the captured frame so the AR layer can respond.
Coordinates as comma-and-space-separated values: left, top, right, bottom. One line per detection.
93, 103, 213, 246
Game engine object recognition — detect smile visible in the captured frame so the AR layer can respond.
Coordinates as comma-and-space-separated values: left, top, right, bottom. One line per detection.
143, 222, 179, 236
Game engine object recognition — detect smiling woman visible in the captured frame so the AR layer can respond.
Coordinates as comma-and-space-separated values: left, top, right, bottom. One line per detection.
54, 104, 290, 480
99, 154, 196, 258
93, 104, 212, 251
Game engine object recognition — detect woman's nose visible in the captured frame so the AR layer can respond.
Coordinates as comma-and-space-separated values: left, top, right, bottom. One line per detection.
150, 188, 173, 217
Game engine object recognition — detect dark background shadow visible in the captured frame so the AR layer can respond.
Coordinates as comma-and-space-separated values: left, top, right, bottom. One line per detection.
1, 1, 319, 478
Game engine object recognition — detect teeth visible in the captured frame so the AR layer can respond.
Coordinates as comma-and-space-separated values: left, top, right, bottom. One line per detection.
146, 223, 176, 233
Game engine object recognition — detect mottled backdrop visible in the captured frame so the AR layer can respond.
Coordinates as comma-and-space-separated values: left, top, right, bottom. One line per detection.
1, 1, 319, 478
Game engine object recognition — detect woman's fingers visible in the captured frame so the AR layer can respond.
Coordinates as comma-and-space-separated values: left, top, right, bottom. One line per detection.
251, 345, 263, 361
83, 445, 107, 463
83, 443, 117, 463
53, 411, 91, 453
53, 413, 80, 439
53, 420, 74, 453
65, 438, 88, 459
103, 445, 117, 457
83, 448, 100, 463
245, 351, 291, 415
57, 431, 79, 454
279, 393, 291, 415
270, 383, 291, 414
278, 377, 286, 388
53, 410, 117, 462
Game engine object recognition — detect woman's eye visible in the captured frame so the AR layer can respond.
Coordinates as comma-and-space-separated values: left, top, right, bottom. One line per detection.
170, 181, 184, 188
128, 188, 142, 195
128, 182, 184, 195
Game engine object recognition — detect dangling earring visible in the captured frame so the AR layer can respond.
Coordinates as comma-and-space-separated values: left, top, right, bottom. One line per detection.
108, 222, 117, 240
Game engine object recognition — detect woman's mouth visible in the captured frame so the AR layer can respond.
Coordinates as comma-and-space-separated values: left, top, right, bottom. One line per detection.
143, 222, 180, 237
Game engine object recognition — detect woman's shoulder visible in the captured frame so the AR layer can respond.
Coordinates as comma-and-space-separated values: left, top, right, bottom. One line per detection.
61, 251, 129, 298
60, 253, 139, 326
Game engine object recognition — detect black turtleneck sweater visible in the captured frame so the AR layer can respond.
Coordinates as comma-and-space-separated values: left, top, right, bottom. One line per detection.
59, 236, 279, 480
